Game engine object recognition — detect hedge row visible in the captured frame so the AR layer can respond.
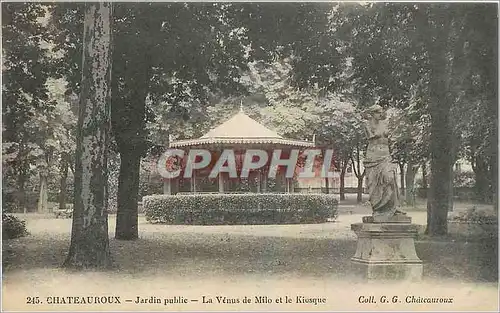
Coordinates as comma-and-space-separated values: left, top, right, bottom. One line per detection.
143, 193, 338, 225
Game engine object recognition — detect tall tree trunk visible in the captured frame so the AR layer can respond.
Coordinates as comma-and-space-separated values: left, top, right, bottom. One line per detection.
399, 163, 405, 197
351, 146, 365, 204
15, 140, 29, 213
489, 94, 498, 208
38, 151, 53, 213
405, 163, 418, 207
356, 175, 364, 203
37, 172, 48, 213
424, 8, 454, 237
339, 158, 348, 201
17, 164, 28, 213
490, 153, 498, 210
64, 2, 113, 269
449, 169, 454, 212
59, 153, 69, 209
115, 149, 140, 240
426, 115, 453, 237
421, 161, 428, 190
324, 177, 329, 194
473, 156, 491, 203
111, 55, 151, 241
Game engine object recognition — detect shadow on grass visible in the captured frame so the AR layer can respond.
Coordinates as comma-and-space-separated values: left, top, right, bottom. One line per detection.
2, 230, 497, 283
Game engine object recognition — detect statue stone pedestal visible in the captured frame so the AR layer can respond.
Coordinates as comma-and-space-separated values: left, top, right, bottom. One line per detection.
351, 216, 423, 281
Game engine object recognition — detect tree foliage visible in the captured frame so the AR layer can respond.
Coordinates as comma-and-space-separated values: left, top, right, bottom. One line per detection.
331, 2, 497, 233
4, 2, 497, 242
2, 3, 73, 211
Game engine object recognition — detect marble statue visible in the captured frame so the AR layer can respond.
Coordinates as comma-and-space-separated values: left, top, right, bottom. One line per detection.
362, 105, 406, 218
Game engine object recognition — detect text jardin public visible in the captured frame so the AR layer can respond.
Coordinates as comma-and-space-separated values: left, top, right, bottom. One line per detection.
134, 295, 327, 305
157, 148, 337, 179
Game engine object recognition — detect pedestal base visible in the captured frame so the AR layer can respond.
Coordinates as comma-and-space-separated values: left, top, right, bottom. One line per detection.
351, 216, 423, 281
351, 260, 423, 281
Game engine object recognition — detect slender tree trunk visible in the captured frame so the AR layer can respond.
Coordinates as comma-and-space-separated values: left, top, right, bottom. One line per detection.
115, 149, 140, 240
356, 174, 364, 203
339, 159, 348, 201
64, 2, 113, 269
421, 161, 428, 190
491, 152, 498, 210
17, 166, 28, 213
449, 169, 454, 211
405, 163, 418, 207
59, 154, 69, 210
350, 144, 365, 203
489, 95, 498, 208
472, 156, 490, 203
399, 163, 405, 197
38, 151, 53, 213
37, 173, 48, 213
324, 177, 329, 194
15, 140, 29, 213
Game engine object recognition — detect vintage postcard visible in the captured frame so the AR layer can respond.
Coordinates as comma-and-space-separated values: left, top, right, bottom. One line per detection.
2, 1, 498, 312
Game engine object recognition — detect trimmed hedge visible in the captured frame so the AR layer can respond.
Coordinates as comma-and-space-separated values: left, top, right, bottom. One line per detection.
143, 193, 338, 225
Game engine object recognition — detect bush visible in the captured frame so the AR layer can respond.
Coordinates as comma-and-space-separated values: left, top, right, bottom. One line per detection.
2, 212, 28, 240
448, 206, 498, 225
454, 171, 475, 188
143, 193, 338, 225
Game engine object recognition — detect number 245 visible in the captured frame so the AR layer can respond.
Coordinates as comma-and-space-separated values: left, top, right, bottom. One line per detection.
26, 297, 41, 304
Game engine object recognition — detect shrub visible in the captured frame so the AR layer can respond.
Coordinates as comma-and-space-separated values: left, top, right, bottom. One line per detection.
143, 193, 338, 225
454, 171, 475, 188
448, 206, 498, 225
2, 212, 28, 240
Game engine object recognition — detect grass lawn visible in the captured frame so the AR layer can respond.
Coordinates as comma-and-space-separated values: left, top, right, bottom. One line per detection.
2, 203, 498, 311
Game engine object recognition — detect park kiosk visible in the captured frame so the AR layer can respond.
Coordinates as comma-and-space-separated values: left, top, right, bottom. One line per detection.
164, 106, 314, 194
